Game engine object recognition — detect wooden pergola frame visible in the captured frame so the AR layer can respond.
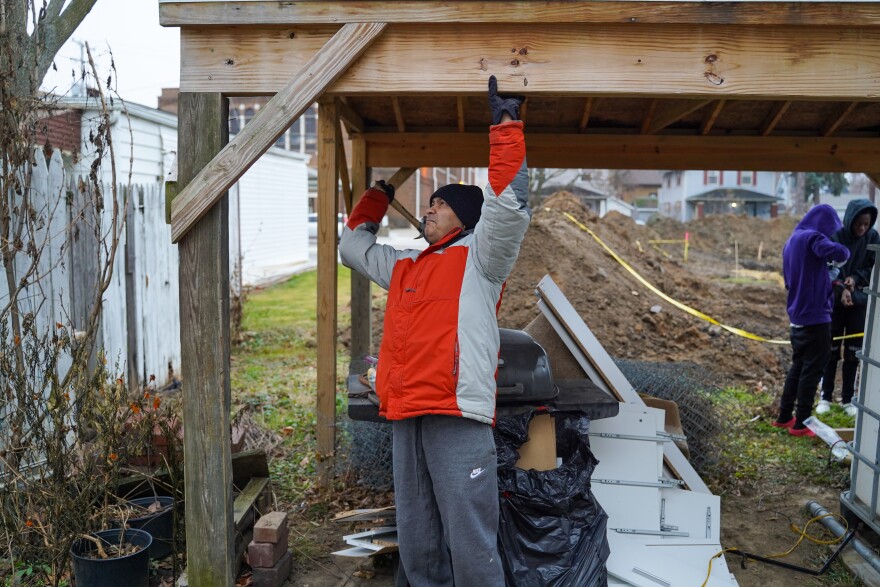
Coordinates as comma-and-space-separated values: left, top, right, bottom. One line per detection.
161, 2, 880, 583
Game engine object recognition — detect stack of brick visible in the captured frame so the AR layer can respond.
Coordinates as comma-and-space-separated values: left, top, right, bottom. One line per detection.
248, 511, 292, 587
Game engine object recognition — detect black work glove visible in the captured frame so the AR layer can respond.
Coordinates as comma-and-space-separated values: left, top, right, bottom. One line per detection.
374, 179, 395, 202
488, 75, 524, 125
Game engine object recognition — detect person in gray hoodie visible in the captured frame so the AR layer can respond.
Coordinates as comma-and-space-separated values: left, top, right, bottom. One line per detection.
817, 199, 880, 417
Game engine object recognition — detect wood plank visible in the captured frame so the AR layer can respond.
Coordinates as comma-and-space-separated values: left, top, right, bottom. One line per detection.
364, 132, 880, 172
124, 189, 140, 390
336, 120, 352, 213
700, 99, 726, 135
640, 99, 658, 134
337, 97, 365, 134
456, 97, 465, 133
316, 100, 339, 487
349, 134, 371, 362
179, 23, 880, 100
391, 97, 406, 133
645, 99, 713, 135
160, 1, 880, 27
578, 97, 594, 133
233, 477, 271, 529
535, 275, 709, 493
177, 92, 234, 587
822, 101, 860, 137
231, 449, 270, 490
760, 100, 792, 136
171, 21, 387, 242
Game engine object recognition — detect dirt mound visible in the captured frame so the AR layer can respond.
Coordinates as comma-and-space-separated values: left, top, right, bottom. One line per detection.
500, 192, 792, 387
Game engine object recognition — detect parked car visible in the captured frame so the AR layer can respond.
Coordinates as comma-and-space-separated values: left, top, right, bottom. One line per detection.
308, 213, 345, 240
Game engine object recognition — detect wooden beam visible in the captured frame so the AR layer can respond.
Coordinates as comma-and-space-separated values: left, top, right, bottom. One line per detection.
171, 21, 387, 242
364, 132, 880, 172
349, 134, 371, 363
317, 101, 339, 487
866, 172, 880, 191
645, 99, 713, 135
700, 99, 726, 135
822, 101, 860, 137
760, 100, 791, 136
179, 23, 880, 100
177, 92, 234, 587
519, 98, 528, 123
336, 120, 353, 213
578, 97, 594, 133
391, 97, 406, 133
456, 97, 465, 133
160, 1, 880, 27
640, 99, 658, 134
337, 97, 365, 134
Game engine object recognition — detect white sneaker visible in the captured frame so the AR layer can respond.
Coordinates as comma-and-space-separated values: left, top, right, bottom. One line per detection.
816, 400, 832, 415
843, 403, 858, 418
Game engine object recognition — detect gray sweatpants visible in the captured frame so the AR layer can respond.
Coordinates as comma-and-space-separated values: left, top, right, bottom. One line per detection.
392, 415, 504, 587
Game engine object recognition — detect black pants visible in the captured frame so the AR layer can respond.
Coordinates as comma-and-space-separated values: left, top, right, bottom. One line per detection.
780, 323, 831, 426
821, 305, 866, 404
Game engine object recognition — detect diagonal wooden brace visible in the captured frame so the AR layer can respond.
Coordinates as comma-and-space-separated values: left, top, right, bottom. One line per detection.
170, 21, 387, 242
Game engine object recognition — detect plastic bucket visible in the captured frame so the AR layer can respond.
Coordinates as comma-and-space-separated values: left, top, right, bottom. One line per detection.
70, 528, 151, 587
126, 496, 174, 559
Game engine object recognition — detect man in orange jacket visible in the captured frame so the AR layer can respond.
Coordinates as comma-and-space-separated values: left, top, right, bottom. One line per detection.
339, 76, 529, 585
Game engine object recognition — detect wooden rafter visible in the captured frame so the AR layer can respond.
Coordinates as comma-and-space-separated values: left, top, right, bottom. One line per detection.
364, 133, 880, 172
822, 101, 859, 137
456, 97, 465, 132
179, 23, 880, 100
170, 21, 387, 242
700, 99, 726, 135
578, 97, 594, 133
337, 97, 365, 134
760, 101, 792, 136
645, 99, 713, 135
640, 99, 658, 134
392, 96, 406, 132
336, 118, 353, 213
160, 1, 880, 27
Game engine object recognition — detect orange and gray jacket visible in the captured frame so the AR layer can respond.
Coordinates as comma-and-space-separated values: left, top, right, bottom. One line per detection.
339, 122, 530, 424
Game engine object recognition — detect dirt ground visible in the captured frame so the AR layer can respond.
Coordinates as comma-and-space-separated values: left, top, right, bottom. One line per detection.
287, 196, 862, 587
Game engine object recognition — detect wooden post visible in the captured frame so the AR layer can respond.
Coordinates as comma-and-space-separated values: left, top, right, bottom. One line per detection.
350, 133, 371, 362
317, 99, 339, 486
177, 92, 235, 586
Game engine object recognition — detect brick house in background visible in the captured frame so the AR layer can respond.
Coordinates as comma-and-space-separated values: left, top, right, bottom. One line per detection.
658, 169, 783, 222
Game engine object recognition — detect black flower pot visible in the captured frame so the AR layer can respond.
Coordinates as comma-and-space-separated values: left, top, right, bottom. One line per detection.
126, 496, 174, 559
70, 528, 151, 587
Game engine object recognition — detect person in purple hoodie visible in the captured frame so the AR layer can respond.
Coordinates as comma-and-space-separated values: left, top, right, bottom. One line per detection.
774, 204, 850, 436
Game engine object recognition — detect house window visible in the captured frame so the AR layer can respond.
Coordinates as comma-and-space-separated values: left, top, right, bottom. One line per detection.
676, 173, 681, 186
739, 171, 755, 186
304, 107, 317, 154
704, 170, 721, 185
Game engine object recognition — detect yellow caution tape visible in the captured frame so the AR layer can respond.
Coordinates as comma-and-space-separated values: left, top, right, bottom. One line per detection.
562, 212, 798, 344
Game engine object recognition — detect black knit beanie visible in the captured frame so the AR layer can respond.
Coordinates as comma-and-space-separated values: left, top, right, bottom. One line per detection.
429, 184, 484, 231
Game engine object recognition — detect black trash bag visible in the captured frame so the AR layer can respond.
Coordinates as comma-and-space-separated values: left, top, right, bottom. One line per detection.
494, 410, 611, 587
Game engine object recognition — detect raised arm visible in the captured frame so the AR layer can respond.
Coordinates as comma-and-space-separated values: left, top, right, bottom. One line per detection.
339, 183, 413, 290
471, 76, 531, 283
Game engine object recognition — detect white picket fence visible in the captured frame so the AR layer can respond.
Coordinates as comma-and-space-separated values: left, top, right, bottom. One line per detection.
0, 148, 180, 390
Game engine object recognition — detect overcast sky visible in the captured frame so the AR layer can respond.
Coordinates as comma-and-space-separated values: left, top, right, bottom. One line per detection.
42, 0, 180, 109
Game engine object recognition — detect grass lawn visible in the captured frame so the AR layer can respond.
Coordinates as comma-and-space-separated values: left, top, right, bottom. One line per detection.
232, 266, 353, 505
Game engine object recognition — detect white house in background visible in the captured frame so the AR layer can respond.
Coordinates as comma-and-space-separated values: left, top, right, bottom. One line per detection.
538, 168, 636, 219
658, 170, 783, 222
42, 96, 309, 386
231, 147, 310, 286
